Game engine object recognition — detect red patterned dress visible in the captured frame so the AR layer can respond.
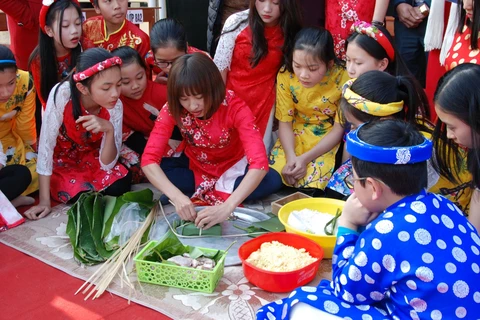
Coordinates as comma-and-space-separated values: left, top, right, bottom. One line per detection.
445, 23, 480, 71
214, 9, 284, 139
142, 90, 268, 205
37, 82, 128, 203
82, 16, 150, 58
326, 0, 375, 60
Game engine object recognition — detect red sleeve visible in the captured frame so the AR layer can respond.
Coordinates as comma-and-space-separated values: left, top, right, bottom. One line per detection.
0, 0, 40, 30
138, 30, 151, 61
141, 104, 176, 167
30, 57, 46, 108
145, 50, 163, 75
229, 93, 269, 171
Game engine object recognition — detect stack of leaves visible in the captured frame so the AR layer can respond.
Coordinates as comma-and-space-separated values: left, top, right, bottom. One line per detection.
66, 189, 156, 265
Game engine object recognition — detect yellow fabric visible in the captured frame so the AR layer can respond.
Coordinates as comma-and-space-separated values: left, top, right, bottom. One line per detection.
343, 80, 404, 116
0, 70, 38, 194
422, 131, 473, 214
269, 64, 350, 190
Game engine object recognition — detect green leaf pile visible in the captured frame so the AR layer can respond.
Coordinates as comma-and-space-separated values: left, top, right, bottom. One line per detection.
66, 189, 155, 265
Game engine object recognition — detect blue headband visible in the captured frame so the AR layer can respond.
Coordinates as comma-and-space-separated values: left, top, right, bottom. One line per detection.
0, 60, 16, 65
346, 124, 433, 164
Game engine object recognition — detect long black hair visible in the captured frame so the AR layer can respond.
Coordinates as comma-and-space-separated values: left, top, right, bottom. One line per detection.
346, 25, 410, 76
222, 0, 302, 68
432, 63, 480, 187
29, 0, 82, 104
150, 18, 188, 53
341, 70, 431, 129
457, 0, 480, 50
55, 48, 117, 120
286, 27, 342, 73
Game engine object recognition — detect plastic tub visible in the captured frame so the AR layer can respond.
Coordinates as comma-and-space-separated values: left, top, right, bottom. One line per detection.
238, 232, 323, 292
278, 198, 345, 258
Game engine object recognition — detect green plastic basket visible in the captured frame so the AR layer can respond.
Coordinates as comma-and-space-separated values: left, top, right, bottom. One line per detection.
134, 240, 226, 293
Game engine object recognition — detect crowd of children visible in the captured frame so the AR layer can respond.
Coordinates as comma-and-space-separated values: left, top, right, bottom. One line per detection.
1, 0, 480, 318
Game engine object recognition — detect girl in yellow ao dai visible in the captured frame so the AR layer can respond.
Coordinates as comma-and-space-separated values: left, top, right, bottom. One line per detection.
0, 47, 37, 195
269, 28, 350, 191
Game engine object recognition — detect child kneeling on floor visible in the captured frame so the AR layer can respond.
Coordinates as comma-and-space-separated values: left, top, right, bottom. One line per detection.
257, 119, 480, 320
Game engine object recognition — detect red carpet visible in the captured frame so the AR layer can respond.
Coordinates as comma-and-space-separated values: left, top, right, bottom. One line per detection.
2, 195, 172, 320
0, 243, 172, 320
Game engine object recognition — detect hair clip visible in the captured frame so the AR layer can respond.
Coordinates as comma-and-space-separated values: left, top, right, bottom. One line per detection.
351, 21, 395, 61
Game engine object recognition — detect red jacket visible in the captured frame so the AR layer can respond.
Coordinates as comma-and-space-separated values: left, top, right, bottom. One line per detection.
0, 0, 42, 71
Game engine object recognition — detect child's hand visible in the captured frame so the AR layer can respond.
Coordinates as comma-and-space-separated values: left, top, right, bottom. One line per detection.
290, 155, 308, 181
24, 203, 52, 220
171, 194, 196, 221
76, 115, 113, 134
281, 160, 297, 185
154, 71, 168, 84
339, 193, 380, 230
195, 203, 233, 230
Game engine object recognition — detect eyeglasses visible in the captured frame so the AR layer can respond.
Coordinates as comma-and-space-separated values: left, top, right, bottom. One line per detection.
344, 174, 368, 189
154, 57, 181, 69
343, 174, 386, 190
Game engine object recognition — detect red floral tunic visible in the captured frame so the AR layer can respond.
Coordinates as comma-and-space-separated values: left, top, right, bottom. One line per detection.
142, 90, 268, 205
326, 0, 375, 60
37, 83, 128, 203
445, 23, 480, 71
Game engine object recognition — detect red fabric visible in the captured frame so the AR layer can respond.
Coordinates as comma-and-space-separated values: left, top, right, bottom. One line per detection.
0, 243, 171, 319
0, 0, 42, 71
121, 80, 167, 137
30, 53, 73, 108
325, 0, 375, 60
445, 23, 480, 71
226, 25, 284, 137
142, 90, 268, 205
145, 46, 209, 77
82, 16, 150, 58
50, 101, 128, 203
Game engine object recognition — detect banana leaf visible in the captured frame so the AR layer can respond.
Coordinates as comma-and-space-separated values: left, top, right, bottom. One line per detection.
90, 194, 113, 259
66, 200, 90, 264
103, 189, 155, 244
142, 230, 219, 263
101, 195, 117, 238
251, 216, 285, 232
78, 194, 104, 264
66, 189, 156, 265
